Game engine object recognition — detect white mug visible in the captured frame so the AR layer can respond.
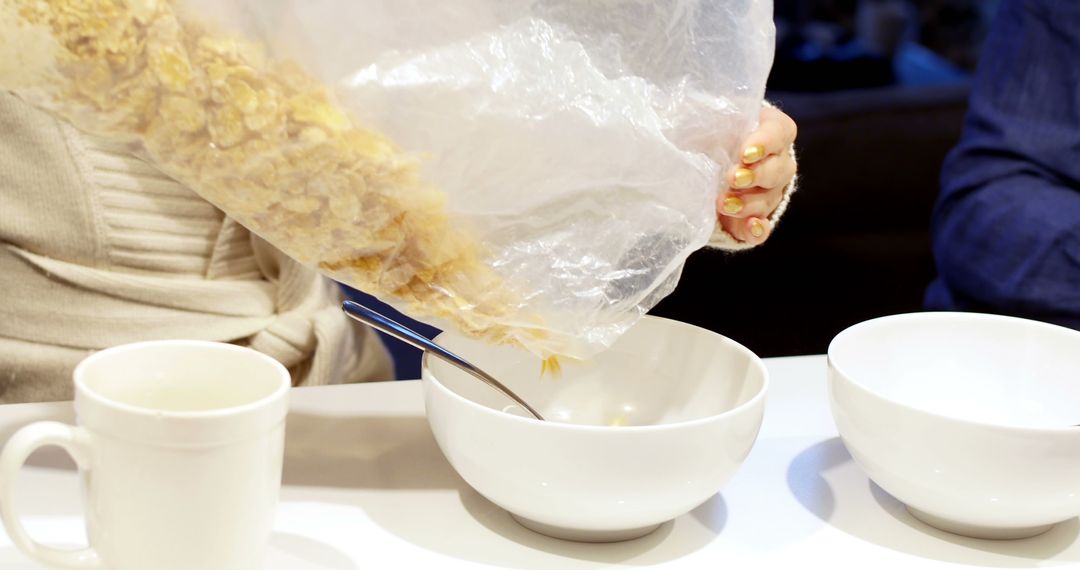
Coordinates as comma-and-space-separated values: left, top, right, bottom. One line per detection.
0, 340, 291, 570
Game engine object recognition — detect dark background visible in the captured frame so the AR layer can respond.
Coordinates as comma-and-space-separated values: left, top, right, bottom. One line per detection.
349, 0, 997, 379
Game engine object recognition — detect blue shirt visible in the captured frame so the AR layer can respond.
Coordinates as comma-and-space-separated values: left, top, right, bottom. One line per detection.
925, 0, 1080, 330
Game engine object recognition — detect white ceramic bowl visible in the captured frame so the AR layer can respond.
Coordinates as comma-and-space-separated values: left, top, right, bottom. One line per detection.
828, 312, 1080, 540
422, 315, 767, 542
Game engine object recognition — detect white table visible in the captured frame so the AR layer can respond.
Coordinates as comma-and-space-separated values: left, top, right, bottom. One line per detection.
1, 355, 1076, 569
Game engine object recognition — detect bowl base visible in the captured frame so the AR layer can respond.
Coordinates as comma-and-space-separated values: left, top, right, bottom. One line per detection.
510, 514, 662, 543
907, 507, 1058, 540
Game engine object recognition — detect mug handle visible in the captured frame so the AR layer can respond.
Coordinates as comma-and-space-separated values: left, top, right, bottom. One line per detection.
0, 422, 103, 569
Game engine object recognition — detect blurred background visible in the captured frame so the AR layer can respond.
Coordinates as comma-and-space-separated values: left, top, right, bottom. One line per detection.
350, 0, 999, 379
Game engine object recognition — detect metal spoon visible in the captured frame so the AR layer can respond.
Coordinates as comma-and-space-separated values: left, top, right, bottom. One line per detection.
342, 300, 545, 421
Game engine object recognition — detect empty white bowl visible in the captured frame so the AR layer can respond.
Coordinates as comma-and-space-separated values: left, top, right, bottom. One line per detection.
828, 312, 1080, 539
422, 315, 767, 542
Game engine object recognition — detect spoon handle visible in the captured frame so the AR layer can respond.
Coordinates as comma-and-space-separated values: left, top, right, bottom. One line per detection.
341, 300, 545, 421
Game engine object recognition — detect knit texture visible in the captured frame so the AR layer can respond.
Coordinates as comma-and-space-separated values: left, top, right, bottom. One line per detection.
0, 92, 391, 403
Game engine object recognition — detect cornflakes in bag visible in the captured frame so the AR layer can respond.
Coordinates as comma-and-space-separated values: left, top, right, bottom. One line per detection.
0, 0, 775, 360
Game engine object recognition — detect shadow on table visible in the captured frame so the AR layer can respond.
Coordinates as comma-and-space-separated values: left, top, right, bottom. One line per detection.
26, 447, 78, 470
455, 489, 727, 568
282, 413, 462, 490
284, 412, 728, 566
787, 438, 1080, 567
15, 413, 454, 489
270, 532, 359, 570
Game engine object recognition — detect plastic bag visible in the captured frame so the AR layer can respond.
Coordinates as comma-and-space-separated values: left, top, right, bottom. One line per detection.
0, 0, 774, 360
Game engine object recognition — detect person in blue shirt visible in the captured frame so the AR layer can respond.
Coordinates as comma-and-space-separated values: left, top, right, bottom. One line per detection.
926, 0, 1080, 330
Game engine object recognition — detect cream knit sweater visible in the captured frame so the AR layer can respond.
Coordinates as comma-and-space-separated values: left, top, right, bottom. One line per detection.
0, 92, 392, 403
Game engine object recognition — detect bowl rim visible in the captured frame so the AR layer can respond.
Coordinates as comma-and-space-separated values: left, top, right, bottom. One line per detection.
421, 315, 769, 433
827, 311, 1080, 434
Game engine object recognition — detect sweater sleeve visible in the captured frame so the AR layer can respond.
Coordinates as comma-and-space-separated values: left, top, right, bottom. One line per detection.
926, 0, 1080, 328
707, 100, 798, 251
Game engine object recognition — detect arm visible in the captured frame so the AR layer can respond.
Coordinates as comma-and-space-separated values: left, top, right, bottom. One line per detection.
929, 0, 1080, 327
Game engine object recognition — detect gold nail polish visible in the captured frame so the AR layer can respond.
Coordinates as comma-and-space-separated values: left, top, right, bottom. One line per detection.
742, 144, 765, 164
750, 219, 766, 238
722, 195, 744, 215
734, 168, 755, 189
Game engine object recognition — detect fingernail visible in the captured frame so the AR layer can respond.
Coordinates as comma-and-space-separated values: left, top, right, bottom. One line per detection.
721, 195, 744, 215
749, 218, 767, 238
733, 168, 755, 189
742, 144, 765, 164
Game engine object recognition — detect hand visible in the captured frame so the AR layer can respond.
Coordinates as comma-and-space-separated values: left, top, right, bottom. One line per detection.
716, 105, 798, 246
